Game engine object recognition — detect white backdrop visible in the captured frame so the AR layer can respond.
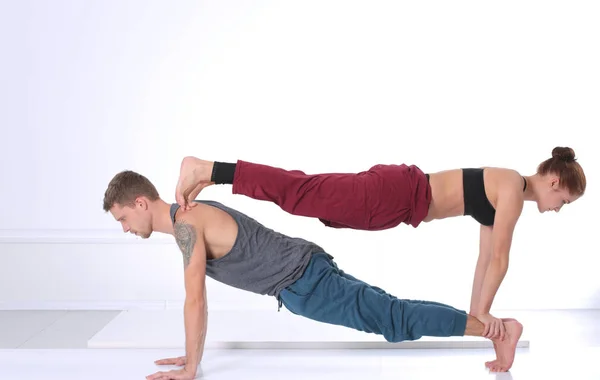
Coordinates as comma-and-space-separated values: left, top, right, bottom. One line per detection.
1, 0, 598, 311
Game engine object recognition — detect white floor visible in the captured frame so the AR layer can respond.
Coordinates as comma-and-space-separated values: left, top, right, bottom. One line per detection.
87, 309, 530, 349
0, 310, 119, 349
2, 347, 600, 380
1, 309, 599, 379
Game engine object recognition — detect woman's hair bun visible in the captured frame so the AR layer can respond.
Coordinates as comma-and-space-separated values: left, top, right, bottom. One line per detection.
552, 147, 576, 162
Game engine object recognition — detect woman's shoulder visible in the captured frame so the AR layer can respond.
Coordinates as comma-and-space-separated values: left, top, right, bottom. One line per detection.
484, 167, 526, 202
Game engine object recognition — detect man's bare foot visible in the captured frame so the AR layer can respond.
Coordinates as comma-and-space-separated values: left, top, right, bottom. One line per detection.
486, 318, 516, 369
176, 157, 215, 211
486, 319, 523, 372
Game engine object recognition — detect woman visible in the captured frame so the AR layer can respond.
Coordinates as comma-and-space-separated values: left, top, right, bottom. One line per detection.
175, 147, 586, 340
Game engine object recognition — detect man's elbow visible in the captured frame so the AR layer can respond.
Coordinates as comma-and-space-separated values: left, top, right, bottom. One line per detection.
185, 290, 207, 309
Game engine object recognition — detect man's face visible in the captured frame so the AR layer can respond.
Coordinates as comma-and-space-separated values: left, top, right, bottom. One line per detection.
110, 199, 153, 239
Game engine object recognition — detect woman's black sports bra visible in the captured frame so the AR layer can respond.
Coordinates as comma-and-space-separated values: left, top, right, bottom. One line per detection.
424, 168, 527, 226
462, 168, 527, 226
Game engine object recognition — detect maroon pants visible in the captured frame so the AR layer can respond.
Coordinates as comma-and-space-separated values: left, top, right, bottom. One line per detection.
231, 160, 432, 230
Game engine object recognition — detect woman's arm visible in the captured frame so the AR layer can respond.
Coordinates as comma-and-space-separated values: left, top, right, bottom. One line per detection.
470, 224, 494, 314
475, 189, 523, 316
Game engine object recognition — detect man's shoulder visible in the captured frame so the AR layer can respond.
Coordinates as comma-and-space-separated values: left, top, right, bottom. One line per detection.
173, 203, 207, 228
174, 200, 237, 227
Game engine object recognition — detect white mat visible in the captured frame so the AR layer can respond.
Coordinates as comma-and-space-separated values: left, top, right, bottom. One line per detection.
88, 310, 529, 349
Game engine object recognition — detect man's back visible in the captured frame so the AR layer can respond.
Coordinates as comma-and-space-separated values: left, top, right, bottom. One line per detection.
169, 200, 325, 298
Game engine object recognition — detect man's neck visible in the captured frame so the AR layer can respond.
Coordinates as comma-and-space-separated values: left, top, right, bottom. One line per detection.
150, 200, 175, 235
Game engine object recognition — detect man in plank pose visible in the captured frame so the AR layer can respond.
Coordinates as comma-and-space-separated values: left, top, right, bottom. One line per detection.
103, 170, 522, 379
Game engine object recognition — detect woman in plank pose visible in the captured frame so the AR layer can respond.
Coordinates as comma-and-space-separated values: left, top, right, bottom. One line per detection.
174, 146, 586, 346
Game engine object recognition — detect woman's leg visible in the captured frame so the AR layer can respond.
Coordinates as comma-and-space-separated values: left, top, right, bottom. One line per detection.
232, 160, 375, 229
176, 157, 432, 230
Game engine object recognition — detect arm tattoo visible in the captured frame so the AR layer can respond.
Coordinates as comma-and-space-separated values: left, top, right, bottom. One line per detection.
174, 221, 197, 268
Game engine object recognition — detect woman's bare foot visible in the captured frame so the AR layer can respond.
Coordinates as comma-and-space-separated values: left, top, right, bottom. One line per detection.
486, 319, 523, 372
175, 157, 215, 210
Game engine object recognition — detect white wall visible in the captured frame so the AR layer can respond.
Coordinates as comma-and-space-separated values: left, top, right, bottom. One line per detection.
1, 0, 599, 311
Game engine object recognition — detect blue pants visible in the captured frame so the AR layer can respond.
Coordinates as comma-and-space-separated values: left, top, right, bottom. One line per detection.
279, 253, 467, 342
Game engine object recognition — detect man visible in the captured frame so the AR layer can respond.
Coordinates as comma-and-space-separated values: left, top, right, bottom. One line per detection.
104, 170, 522, 379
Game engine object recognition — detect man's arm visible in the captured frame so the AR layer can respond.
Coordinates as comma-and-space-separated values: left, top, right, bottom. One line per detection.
474, 190, 523, 316
174, 218, 208, 376
470, 224, 493, 314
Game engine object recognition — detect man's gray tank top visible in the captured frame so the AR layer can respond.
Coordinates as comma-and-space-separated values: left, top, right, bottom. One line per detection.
169, 200, 325, 299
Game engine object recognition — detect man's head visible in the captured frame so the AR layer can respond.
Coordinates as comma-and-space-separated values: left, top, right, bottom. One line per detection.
103, 170, 160, 239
